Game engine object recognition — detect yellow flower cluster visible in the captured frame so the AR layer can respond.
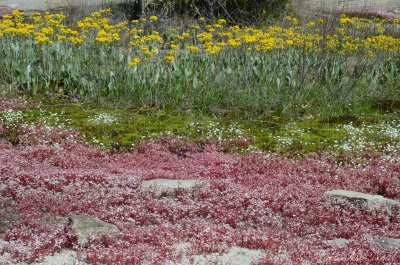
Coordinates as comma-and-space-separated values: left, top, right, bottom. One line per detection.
1, 10, 399, 65
128, 57, 141, 66
364, 35, 400, 52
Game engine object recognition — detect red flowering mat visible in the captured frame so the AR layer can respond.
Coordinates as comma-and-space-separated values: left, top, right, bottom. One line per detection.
0, 98, 399, 264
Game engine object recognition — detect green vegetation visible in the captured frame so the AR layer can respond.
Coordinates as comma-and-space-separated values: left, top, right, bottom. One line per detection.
1, 7, 399, 156
0, 11, 399, 118
1, 95, 399, 157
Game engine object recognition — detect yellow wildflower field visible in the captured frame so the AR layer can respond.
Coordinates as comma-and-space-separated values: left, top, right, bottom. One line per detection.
1, 10, 399, 62
0, 9, 399, 115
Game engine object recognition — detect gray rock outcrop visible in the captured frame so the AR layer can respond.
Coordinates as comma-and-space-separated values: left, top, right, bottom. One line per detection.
324, 190, 399, 213
325, 238, 350, 248
373, 237, 400, 249
168, 243, 266, 265
140, 179, 207, 196
0, 197, 19, 237
68, 215, 119, 246
30, 250, 80, 265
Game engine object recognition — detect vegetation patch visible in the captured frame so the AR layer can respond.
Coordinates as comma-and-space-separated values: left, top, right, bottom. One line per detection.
1, 120, 400, 264
1, 6, 400, 264
0, 96, 398, 158
0, 10, 399, 117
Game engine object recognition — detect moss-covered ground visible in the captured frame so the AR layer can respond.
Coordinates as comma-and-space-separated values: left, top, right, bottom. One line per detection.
1, 94, 399, 157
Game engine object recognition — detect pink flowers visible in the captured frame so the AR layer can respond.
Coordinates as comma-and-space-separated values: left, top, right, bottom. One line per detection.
0, 98, 39, 111
0, 119, 399, 263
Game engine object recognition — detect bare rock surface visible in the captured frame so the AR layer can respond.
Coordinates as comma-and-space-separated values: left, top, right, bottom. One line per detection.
190, 247, 265, 265
0, 197, 20, 237
0, 239, 9, 257
41, 212, 68, 226
140, 179, 206, 196
373, 237, 400, 249
28, 250, 83, 265
325, 238, 350, 248
169, 243, 266, 265
324, 190, 399, 210
68, 215, 119, 246
16, 249, 89, 265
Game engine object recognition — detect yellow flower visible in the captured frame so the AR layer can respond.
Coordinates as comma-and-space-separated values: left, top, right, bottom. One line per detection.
91, 11, 102, 18
70, 36, 85, 45
217, 19, 227, 24
205, 44, 222, 55
12, 10, 24, 18
187, 45, 200, 52
244, 35, 257, 44
149, 16, 158, 22
228, 39, 241, 48
326, 34, 339, 50
377, 24, 385, 34
41, 27, 55, 35
144, 48, 158, 56
61, 28, 79, 36
96, 29, 120, 43
128, 58, 141, 66
57, 34, 67, 42
129, 40, 139, 46
336, 27, 346, 36
306, 21, 315, 27
191, 25, 200, 30
100, 8, 112, 13
197, 32, 213, 42
286, 39, 294, 46
340, 17, 352, 25
31, 12, 43, 24
165, 55, 175, 63
34, 32, 53, 44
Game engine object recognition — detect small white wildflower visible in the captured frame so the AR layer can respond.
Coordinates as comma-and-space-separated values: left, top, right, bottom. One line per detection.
88, 113, 118, 125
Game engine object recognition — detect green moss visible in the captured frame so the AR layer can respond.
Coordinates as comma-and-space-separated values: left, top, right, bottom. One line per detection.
1, 97, 399, 156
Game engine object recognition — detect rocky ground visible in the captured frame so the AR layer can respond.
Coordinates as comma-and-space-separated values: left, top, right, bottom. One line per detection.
0, 98, 399, 264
